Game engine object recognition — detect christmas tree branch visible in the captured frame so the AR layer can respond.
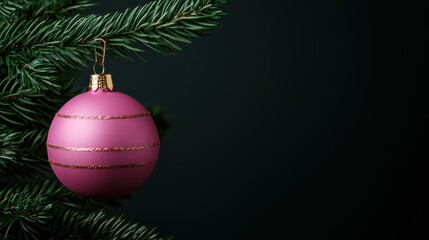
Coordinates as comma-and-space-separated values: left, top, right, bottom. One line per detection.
1, 179, 165, 239
0, 0, 96, 22
0, 0, 226, 71
47, 210, 172, 240
0, 179, 104, 211
0, 78, 78, 129
0, 191, 53, 239
1, 55, 64, 92
0, 125, 49, 176
0, 68, 78, 176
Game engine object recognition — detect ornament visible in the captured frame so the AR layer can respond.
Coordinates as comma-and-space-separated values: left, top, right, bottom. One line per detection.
46, 39, 160, 200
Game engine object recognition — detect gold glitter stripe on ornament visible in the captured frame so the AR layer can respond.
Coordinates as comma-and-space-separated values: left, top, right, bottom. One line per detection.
46, 142, 160, 152
55, 112, 150, 120
48, 159, 158, 169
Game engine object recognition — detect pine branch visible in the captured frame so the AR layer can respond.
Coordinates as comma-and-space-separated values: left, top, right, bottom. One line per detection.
0, 0, 96, 22
1, 54, 61, 92
0, 125, 49, 177
0, 48, 81, 93
0, 61, 79, 177
47, 210, 172, 240
0, 0, 227, 71
1, 178, 105, 211
0, 190, 53, 239
0, 178, 101, 239
0, 179, 170, 240
0, 77, 78, 129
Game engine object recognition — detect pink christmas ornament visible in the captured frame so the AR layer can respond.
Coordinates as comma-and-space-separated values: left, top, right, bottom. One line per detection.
46, 72, 160, 200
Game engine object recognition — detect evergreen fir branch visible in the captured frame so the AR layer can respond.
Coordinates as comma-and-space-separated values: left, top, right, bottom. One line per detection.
0, 85, 77, 128
8, 56, 62, 92
1, 178, 105, 211
0, 60, 79, 129
47, 210, 172, 240
0, 190, 53, 240
0, 0, 96, 23
0, 0, 226, 70
0, 180, 170, 239
0, 69, 78, 177
0, 50, 75, 93
0, 178, 118, 239
0, 125, 49, 177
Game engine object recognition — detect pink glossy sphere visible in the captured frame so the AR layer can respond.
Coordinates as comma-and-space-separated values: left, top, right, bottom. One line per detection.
47, 89, 159, 200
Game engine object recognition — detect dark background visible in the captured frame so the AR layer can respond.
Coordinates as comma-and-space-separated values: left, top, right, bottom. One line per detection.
78, 0, 426, 239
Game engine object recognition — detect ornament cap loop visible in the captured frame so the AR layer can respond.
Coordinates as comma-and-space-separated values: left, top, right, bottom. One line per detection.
89, 74, 113, 91
93, 62, 105, 74
93, 38, 107, 74
90, 38, 112, 91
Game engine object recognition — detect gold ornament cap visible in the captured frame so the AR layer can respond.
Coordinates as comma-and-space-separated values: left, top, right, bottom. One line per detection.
89, 74, 113, 91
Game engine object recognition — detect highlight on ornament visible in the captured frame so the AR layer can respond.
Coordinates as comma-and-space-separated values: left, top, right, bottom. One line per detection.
46, 38, 160, 200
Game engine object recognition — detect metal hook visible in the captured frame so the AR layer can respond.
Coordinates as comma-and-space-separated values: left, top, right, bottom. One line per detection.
93, 38, 106, 74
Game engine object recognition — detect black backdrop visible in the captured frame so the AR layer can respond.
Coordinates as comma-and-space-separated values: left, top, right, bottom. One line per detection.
78, 1, 426, 239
